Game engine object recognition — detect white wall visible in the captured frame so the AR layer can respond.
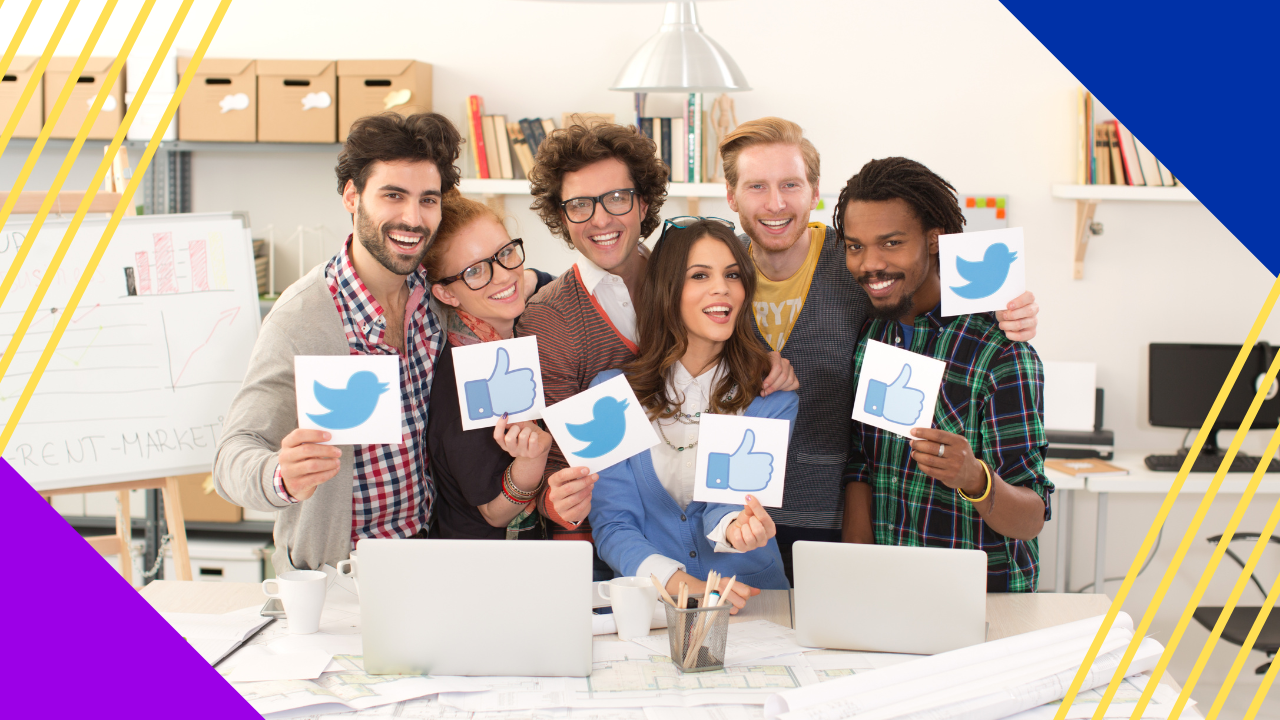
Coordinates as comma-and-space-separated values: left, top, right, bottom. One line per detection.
4, 0, 1277, 712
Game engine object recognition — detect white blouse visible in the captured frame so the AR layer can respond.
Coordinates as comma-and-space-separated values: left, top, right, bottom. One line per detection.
636, 361, 742, 587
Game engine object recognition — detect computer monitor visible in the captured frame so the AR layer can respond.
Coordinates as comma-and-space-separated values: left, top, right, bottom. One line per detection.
1149, 342, 1280, 455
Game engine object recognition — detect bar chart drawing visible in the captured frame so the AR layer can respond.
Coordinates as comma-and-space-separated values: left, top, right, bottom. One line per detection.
123, 231, 231, 296
155, 232, 177, 294
133, 251, 151, 294
189, 239, 209, 292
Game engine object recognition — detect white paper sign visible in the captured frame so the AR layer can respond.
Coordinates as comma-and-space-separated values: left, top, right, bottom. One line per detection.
939, 227, 1026, 317
852, 340, 947, 438
691, 414, 791, 508
451, 336, 545, 430
541, 374, 660, 474
295, 355, 402, 445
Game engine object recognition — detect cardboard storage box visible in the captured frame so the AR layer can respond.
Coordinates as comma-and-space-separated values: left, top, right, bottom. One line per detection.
43, 57, 124, 139
336, 60, 432, 141
176, 472, 242, 523
257, 59, 336, 143
176, 57, 254, 141
1, 56, 44, 138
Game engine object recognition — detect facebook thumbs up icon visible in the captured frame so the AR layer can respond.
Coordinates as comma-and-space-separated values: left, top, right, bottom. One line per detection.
464, 347, 537, 421
864, 364, 925, 425
706, 430, 774, 492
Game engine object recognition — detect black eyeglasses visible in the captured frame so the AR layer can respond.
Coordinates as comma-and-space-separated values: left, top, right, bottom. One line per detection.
657, 216, 736, 243
434, 239, 526, 291
560, 188, 637, 223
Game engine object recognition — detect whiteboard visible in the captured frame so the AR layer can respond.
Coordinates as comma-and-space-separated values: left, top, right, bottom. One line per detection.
0, 212, 260, 491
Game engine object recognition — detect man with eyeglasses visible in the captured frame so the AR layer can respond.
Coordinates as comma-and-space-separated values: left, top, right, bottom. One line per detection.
214, 113, 461, 574
518, 120, 797, 577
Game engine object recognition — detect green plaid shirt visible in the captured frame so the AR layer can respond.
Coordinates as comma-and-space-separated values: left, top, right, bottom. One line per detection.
844, 306, 1052, 592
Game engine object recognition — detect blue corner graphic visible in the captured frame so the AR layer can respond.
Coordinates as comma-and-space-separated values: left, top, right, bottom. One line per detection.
706, 429, 774, 492
566, 396, 630, 458
950, 242, 1017, 299
864, 364, 925, 425
308, 371, 390, 429
464, 347, 537, 421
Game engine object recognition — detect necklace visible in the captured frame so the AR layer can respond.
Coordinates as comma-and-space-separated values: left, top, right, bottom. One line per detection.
658, 420, 698, 452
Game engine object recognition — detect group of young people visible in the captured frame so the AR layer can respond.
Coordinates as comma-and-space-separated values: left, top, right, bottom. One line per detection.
213, 110, 1053, 610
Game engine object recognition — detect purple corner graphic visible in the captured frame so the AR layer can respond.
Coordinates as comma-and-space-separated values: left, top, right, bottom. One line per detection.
2, 460, 258, 719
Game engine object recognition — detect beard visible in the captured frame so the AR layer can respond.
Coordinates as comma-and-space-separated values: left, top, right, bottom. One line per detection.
742, 214, 808, 254
355, 202, 432, 276
857, 272, 914, 321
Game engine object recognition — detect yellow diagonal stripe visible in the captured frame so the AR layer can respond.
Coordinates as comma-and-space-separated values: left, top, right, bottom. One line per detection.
0, 0, 160, 386
1090, 349, 1280, 718
1245, 616, 1280, 719
0, 0, 233, 452
0, 0, 43, 82
1175, 495, 1280, 718
0, 0, 117, 277
1054, 273, 1280, 720
1127, 367, 1280, 719
0, 0, 78, 163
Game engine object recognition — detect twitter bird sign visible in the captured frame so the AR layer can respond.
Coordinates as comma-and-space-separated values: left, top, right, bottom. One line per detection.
852, 340, 947, 438
295, 355, 403, 445
451, 336, 545, 431
541, 375, 659, 474
939, 227, 1026, 317
692, 414, 791, 508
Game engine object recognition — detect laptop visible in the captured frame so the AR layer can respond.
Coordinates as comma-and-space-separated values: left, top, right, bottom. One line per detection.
358, 538, 594, 676
792, 541, 987, 655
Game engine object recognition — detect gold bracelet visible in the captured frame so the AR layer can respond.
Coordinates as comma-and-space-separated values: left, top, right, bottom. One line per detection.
957, 460, 992, 503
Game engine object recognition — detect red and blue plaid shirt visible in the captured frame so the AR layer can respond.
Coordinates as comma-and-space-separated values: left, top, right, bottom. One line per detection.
844, 305, 1052, 592
274, 238, 441, 544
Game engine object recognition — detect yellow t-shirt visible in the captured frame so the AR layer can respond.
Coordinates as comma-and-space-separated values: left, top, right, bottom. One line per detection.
752, 223, 825, 351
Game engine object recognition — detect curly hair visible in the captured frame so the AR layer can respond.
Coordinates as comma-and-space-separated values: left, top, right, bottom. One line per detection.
422, 190, 506, 282
528, 119, 668, 246
832, 157, 965, 242
624, 220, 769, 420
335, 112, 463, 196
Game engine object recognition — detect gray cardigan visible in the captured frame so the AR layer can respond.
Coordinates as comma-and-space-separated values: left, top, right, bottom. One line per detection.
213, 263, 356, 574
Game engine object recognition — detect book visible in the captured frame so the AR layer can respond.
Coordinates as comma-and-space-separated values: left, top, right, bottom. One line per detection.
1157, 159, 1177, 186
482, 116, 502, 182
1093, 125, 1109, 184
507, 121, 535, 178
1083, 90, 1094, 184
1106, 121, 1125, 185
519, 118, 540, 157
1114, 121, 1143, 186
526, 118, 548, 158
1044, 458, 1129, 477
1076, 88, 1089, 185
467, 96, 489, 179
660, 118, 672, 176
1133, 135, 1164, 187
688, 93, 703, 182
493, 114, 514, 180
671, 116, 686, 183
540, 117, 556, 139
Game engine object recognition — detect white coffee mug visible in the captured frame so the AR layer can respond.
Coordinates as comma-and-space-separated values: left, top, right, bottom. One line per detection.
336, 552, 358, 592
599, 576, 659, 642
262, 570, 327, 634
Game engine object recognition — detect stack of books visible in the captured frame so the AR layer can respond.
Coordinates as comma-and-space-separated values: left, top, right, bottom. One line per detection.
1078, 89, 1177, 187
466, 95, 557, 180
637, 93, 706, 183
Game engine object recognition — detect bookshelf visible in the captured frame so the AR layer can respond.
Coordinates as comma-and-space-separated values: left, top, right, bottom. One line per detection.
1051, 183, 1199, 280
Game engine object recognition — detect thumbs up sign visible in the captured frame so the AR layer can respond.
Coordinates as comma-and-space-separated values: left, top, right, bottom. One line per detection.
864, 363, 925, 425
706, 429, 775, 492
726, 494, 777, 552
464, 346, 538, 420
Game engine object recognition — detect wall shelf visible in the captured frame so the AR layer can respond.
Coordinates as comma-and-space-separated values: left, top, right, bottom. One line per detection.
1051, 184, 1199, 279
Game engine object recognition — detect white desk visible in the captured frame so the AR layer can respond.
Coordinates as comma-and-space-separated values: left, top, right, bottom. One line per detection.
1045, 450, 1280, 594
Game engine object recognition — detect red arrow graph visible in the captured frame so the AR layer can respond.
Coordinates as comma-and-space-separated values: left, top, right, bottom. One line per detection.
172, 307, 240, 386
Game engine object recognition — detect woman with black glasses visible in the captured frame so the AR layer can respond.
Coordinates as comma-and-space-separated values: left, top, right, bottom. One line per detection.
424, 191, 555, 539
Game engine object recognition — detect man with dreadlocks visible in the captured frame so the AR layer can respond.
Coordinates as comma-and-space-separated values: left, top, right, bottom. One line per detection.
838, 157, 1051, 593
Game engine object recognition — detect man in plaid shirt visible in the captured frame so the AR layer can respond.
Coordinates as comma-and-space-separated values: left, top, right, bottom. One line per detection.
837, 157, 1052, 592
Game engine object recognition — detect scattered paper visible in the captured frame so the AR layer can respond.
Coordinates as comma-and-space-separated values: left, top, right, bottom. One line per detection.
542, 374, 660, 474
692, 414, 791, 508
939, 227, 1026, 317
851, 340, 947, 438
452, 336, 545, 430
228, 647, 332, 683
160, 604, 272, 666
296, 355, 402, 445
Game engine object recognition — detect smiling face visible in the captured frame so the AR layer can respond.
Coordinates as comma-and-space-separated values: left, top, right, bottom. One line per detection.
680, 236, 747, 355
842, 197, 941, 322
342, 159, 442, 277
727, 143, 819, 254
559, 157, 648, 273
429, 216, 526, 330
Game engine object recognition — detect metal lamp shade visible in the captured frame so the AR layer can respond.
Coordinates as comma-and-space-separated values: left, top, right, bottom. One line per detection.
610, 1, 751, 93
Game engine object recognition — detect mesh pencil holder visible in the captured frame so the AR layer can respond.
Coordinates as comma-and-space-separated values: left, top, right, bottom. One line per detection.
664, 598, 731, 673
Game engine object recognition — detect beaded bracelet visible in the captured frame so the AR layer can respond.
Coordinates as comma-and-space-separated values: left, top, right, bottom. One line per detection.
502, 463, 537, 504
957, 460, 993, 504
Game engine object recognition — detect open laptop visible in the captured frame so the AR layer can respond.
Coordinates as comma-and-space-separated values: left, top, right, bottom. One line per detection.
358, 538, 593, 676
793, 541, 986, 655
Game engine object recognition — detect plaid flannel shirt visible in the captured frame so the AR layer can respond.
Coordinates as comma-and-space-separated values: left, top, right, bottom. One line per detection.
844, 305, 1052, 592
310, 238, 440, 543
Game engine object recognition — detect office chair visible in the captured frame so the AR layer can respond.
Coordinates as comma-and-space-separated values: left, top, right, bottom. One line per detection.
1191, 533, 1280, 674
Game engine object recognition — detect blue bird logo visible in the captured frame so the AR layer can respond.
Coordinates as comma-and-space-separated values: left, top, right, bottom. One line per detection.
308, 371, 390, 430
565, 396, 630, 458
951, 242, 1018, 299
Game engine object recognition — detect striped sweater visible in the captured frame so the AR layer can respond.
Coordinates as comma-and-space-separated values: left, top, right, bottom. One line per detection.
515, 265, 638, 539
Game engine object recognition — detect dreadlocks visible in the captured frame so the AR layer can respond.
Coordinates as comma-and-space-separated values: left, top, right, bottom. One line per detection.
832, 157, 965, 242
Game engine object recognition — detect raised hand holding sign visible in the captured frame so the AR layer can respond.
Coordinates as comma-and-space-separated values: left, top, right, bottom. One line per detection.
451, 336, 546, 430
694, 415, 790, 508
852, 340, 947, 438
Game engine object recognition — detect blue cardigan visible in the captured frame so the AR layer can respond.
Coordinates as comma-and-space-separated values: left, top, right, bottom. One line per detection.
588, 369, 797, 590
